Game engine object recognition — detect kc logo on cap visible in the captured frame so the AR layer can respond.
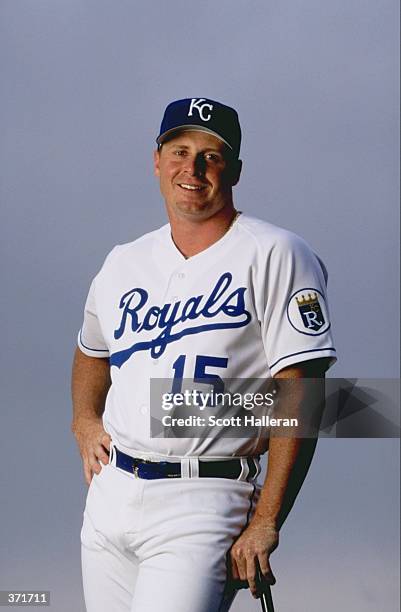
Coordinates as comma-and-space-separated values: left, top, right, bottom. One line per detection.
187, 98, 213, 122
156, 97, 242, 158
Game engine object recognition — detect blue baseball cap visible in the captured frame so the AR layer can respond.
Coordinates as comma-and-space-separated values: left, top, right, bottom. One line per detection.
156, 98, 241, 158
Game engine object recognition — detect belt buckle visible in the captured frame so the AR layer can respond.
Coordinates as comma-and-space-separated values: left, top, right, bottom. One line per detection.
133, 462, 140, 478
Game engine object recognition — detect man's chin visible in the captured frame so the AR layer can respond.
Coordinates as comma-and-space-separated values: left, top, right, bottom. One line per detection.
173, 201, 212, 218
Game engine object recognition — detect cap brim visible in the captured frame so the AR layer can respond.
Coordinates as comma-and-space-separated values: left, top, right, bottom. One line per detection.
156, 125, 233, 150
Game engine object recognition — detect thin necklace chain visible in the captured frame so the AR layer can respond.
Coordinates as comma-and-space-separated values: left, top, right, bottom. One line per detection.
181, 210, 241, 259
228, 209, 241, 232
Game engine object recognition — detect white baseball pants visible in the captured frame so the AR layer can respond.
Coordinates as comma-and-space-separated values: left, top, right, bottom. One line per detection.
81, 458, 259, 612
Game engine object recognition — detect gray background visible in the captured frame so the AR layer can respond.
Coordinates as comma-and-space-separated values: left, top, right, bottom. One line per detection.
0, 1, 399, 611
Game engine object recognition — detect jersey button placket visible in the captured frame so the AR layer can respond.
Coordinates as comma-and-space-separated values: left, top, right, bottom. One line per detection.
172, 269, 187, 300
165, 267, 188, 310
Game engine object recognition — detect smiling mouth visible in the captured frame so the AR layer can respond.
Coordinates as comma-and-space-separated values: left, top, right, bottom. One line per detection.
177, 183, 207, 191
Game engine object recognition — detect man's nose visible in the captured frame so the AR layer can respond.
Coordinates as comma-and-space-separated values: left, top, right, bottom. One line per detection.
183, 154, 206, 176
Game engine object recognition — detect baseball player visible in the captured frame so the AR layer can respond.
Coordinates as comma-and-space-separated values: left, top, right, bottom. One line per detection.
71, 97, 336, 612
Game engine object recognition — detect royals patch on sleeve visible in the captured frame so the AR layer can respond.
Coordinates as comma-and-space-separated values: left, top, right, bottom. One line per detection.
287, 288, 331, 336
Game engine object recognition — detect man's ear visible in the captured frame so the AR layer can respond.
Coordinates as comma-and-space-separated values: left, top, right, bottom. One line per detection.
153, 149, 160, 177
230, 159, 242, 186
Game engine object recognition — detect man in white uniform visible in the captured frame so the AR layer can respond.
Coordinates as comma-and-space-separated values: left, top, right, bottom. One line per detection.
72, 97, 336, 612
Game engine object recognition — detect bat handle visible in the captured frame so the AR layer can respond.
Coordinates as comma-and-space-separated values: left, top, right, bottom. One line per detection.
257, 567, 275, 612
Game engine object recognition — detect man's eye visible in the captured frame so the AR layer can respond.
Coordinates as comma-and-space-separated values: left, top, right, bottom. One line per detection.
205, 153, 220, 162
174, 150, 186, 156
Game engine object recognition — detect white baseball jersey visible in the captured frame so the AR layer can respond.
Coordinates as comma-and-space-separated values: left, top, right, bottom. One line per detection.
78, 214, 336, 458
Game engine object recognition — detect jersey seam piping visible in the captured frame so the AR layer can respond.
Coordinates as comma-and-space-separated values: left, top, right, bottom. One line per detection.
269, 347, 336, 370
79, 329, 109, 353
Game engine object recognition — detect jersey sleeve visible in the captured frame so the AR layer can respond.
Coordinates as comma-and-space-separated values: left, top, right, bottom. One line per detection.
262, 234, 337, 376
77, 245, 123, 357
77, 278, 110, 358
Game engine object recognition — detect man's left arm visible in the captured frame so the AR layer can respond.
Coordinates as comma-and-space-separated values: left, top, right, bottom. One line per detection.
230, 357, 330, 598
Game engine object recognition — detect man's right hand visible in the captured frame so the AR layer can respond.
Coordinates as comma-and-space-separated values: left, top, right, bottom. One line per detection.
72, 417, 111, 485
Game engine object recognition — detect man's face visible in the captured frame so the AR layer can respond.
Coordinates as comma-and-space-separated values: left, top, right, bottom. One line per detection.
154, 130, 241, 220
